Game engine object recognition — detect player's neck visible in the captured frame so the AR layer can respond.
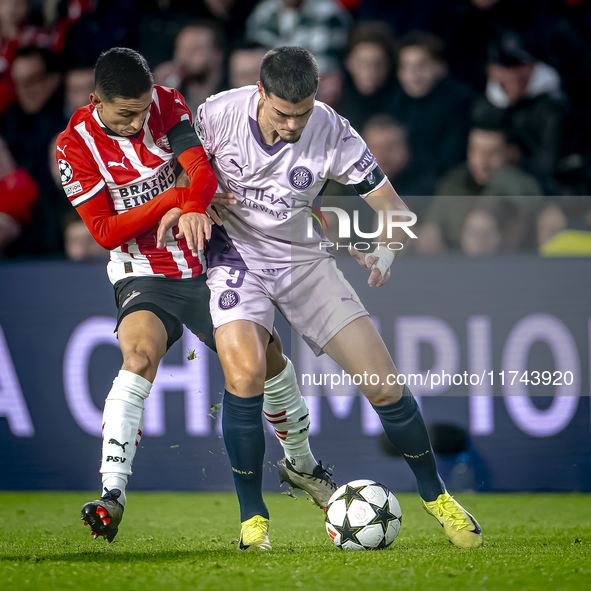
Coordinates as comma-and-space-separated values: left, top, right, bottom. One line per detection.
257, 99, 281, 146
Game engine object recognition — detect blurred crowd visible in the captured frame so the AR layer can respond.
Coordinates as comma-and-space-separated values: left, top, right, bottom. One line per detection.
0, 0, 590, 261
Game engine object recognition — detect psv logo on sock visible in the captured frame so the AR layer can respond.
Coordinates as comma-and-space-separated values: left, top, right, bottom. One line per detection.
105, 456, 127, 463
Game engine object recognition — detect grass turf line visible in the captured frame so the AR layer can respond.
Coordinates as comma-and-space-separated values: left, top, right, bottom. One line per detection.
0, 492, 590, 591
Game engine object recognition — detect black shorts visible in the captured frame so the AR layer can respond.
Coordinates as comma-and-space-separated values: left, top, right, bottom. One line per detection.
113, 274, 216, 351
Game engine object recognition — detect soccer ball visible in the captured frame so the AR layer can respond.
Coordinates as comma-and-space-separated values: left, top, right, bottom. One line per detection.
325, 479, 402, 550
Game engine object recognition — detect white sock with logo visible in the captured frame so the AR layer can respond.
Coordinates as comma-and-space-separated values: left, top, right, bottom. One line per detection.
100, 370, 151, 507
263, 357, 318, 474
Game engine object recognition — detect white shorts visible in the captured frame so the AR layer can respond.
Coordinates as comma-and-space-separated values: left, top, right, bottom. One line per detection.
207, 258, 369, 356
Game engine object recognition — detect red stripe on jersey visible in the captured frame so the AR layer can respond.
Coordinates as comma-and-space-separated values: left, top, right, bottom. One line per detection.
135, 142, 166, 170
135, 226, 183, 279
101, 142, 142, 185
172, 224, 203, 277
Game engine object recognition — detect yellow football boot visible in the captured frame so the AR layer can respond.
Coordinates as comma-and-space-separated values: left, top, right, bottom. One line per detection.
423, 491, 483, 548
238, 515, 272, 551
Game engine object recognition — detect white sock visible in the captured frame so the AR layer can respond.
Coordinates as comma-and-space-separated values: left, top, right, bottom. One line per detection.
263, 357, 317, 474
102, 475, 128, 506
100, 370, 151, 507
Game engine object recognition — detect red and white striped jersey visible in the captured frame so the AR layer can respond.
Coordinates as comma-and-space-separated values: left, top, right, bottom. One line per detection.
57, 85, 204, 283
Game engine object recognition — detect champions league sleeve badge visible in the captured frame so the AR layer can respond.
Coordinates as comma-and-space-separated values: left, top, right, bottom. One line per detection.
59, 159, 74, 185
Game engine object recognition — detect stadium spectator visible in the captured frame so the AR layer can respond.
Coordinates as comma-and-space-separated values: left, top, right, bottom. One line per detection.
420, 126, 542, 251
62, 210, 108, 261
460, 206, 502, 257
335, 21, 397, 133
472, 34, 567, 191
537, 201, 567, 249
0, 135, 38, 257
245, 0, 350, 74
228, 41, 267, 89
64, 66, 94, 117
136, 0, 258, 69
362, 115, 435, 217
153, 21, 225, 113
0, 0, 29, 115
437, 126, 541, 198
390, 31, 475, 176
538, 200, 591, 256
0, 46, 67, 255
460, 197, 524, 257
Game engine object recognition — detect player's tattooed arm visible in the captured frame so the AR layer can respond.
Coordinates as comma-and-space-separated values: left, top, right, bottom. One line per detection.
349, 180, 410, 288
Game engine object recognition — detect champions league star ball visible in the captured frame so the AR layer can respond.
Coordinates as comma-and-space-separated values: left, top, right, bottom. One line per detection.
58, 159, 73, 185
325, 480, 402, 550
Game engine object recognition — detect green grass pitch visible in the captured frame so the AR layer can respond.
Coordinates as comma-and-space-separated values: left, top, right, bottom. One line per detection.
1, 492, 590, 591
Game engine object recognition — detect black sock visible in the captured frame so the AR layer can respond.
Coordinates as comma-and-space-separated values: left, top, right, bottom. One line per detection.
222, 390, 268, 521
372, 386, 445, 502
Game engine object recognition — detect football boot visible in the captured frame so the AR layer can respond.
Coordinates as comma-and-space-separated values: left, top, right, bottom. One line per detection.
238, 515, 272, 551
81, 487, 124, 543
277, 457, 337, 509
422, 491, 483, 548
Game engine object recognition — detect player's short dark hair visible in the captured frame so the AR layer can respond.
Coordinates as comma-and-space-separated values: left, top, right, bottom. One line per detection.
260, 47, 319, 104
94, 48, 153, 103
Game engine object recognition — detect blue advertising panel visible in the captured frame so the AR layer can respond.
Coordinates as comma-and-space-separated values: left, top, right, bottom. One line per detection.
0, 257, 589, 493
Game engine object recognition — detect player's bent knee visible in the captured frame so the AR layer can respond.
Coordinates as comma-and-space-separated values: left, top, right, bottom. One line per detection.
121, 349, 160, 381
225, 364, 267, 397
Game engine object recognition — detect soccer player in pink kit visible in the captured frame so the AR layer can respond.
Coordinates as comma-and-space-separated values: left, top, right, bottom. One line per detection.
162, 47, 483, 550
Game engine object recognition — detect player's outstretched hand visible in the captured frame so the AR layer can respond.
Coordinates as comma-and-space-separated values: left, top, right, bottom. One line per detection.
178, 211, 211, 256
349, 246, 391, 288
207, 193, 238, 225
211, 192, 237, 207
157, 207, 182, 249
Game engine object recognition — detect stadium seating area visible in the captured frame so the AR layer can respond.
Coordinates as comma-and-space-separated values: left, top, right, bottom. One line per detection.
1, 0, 590, 260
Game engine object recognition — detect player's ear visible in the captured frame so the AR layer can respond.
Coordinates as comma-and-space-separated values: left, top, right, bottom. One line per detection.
257, 82, 265, 100
90, 92, 102, 110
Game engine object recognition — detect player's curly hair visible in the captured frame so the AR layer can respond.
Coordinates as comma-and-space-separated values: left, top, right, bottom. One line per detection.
94, 48, 153, 102
260, 47, 319, 104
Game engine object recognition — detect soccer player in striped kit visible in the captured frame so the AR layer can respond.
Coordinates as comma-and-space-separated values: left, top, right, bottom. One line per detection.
57, 47, 335, 542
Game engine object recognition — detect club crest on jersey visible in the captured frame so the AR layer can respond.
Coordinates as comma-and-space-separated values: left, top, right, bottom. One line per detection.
156, 135, 170, 150
219, 289, 240, 310
58, 159, 73, 185
289, 166, 314, 191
